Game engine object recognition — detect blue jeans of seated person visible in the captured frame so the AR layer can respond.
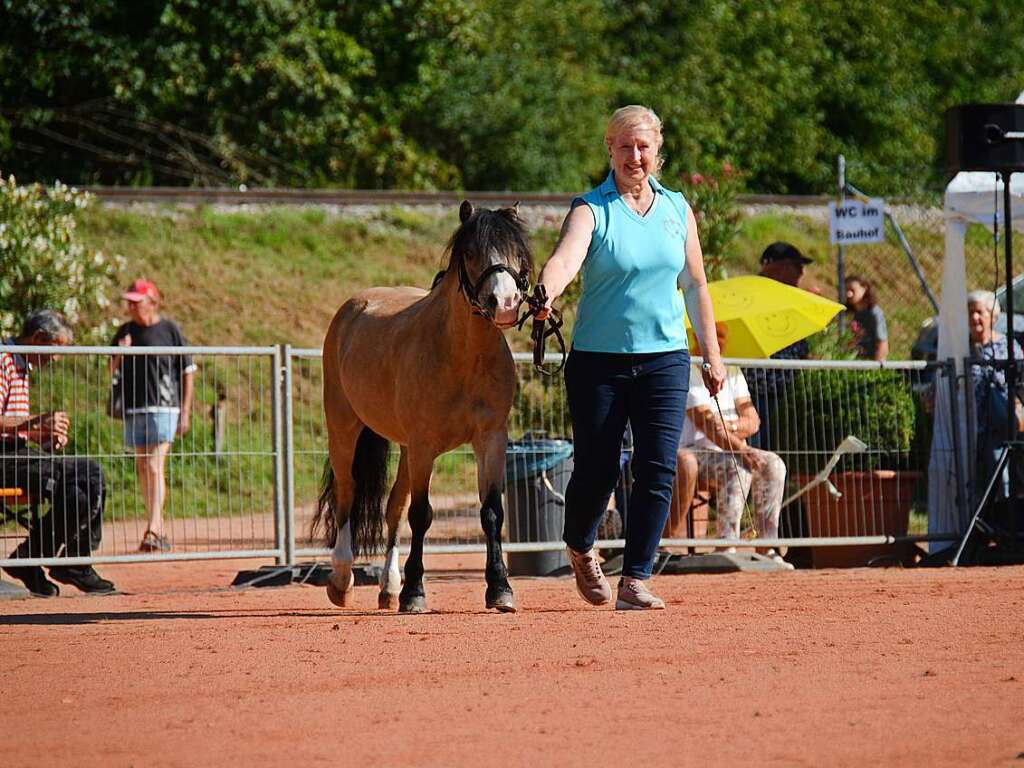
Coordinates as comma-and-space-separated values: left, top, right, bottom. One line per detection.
562, 348, 689, 580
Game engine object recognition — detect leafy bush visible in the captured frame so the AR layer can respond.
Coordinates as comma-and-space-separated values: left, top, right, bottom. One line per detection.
679, 162, 743, 280
0, 174, 123, 341
772, 368, 917, 473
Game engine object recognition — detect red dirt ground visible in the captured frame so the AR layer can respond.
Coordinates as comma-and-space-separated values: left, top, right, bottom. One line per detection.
2, 558, 1023, 767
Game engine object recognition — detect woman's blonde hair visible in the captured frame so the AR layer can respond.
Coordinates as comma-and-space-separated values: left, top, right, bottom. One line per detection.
604, 105, 664, 173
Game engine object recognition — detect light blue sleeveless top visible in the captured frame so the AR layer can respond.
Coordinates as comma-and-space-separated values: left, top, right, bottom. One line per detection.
572, 171, 690, 354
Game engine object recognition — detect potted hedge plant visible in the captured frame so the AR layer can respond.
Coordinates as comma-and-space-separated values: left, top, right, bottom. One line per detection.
772, 367, 923, 567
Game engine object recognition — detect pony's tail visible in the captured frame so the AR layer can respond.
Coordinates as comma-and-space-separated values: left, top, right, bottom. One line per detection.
311, 428, 390, 557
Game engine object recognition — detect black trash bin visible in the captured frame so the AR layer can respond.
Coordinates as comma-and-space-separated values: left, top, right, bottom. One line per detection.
505, 437, 574, 576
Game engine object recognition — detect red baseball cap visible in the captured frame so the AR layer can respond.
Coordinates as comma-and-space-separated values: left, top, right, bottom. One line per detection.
122, 278, 160, 302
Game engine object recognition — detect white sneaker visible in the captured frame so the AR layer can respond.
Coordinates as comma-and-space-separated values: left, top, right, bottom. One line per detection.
767, 549, 795, 570
567, 547, 612, 606
615, 577, 666, 610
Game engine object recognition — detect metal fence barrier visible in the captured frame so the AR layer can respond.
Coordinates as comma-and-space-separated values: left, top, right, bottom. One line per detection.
1, 345, 964, 575
1, 345, 283, 567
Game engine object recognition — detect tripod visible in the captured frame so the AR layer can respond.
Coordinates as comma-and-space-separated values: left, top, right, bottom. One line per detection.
951, 169, 1024, 566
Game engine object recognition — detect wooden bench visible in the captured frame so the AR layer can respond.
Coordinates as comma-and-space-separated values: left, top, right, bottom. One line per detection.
1, 487, 28, 505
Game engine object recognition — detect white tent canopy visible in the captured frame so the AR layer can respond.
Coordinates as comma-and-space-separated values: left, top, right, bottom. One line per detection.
929, 168, 1024, 538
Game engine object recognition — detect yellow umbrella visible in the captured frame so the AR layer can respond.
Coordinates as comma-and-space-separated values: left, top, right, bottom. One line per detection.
685, 275, 845, 358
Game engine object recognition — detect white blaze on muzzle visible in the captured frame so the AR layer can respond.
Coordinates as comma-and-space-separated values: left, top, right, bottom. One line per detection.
484, 270, 523, 325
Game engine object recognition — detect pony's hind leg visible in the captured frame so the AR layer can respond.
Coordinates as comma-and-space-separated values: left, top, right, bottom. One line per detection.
399, 449, 435, 613
474, 430, 516, 612
379, 447, 410, 610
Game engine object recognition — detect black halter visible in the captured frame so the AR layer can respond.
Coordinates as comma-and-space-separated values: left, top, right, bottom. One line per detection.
456, 254, 531, 320
433, 215, 566, 375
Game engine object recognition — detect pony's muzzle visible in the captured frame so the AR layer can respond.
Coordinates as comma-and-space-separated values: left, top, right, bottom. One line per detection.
485, 273, 524, 328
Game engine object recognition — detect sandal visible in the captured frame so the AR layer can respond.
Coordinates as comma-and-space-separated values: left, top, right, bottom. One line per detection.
139, 530, 172, 553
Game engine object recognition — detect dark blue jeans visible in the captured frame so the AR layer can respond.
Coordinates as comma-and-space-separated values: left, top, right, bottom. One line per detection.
562, 348, 689, 579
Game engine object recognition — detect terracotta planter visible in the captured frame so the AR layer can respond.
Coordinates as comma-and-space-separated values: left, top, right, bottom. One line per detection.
794, 470, 923, 568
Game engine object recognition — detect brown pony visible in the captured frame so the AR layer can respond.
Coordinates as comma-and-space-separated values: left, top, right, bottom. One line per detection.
311, 201, 532, 613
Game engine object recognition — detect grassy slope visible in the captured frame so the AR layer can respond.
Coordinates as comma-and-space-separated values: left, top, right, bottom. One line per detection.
79, 205, 460, 348
79, 203, 1000, 359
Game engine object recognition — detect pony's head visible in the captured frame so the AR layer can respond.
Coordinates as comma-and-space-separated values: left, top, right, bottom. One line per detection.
446, 200, 533, 328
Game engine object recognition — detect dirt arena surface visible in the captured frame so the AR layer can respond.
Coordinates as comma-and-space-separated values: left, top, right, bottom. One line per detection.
3, 558, 1023, 767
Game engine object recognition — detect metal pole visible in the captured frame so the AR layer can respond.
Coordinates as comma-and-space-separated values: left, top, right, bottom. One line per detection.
886, 212, 941, 314
283, 344, 297, 566
1003, 172, 1017, 500
271, 346, 286, 565
837, 155, 847, 334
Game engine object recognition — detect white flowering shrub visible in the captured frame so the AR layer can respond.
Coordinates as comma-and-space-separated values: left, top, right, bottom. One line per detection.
0, 173, 124, 341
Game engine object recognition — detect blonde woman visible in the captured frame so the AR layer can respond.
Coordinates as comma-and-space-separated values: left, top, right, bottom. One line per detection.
535, 105, 725, 610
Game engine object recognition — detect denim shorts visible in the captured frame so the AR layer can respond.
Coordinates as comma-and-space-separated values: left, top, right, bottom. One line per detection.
123, 412, 178, 447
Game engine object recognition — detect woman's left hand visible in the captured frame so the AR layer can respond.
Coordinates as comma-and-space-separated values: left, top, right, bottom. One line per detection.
176, 412, 191, 437
702, 357, 727, 397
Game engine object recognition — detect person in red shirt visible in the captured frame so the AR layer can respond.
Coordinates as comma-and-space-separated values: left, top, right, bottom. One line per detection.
1, 310, 115, 596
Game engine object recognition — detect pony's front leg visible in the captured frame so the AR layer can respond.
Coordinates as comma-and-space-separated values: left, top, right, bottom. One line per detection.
399, 450, 435, 613
474, 430, 516, 613
328, 519, 355, 607
379, 448, 410, 610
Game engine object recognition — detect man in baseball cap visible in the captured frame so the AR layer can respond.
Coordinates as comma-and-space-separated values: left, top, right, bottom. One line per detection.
759, 242, 812, 288
122, 278, 160, 303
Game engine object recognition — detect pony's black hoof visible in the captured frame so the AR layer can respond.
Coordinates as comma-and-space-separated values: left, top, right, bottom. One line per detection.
486, 590, 517, 613
399, 594, 428, 613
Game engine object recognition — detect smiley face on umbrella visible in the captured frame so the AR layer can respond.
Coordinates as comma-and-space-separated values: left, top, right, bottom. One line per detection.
685, 275, 845, 358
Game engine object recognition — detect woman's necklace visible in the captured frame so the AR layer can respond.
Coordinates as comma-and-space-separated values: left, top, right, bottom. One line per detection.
625, 191, 653, 216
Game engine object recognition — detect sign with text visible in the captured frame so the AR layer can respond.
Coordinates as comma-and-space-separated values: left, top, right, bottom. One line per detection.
829, 198, 885, 244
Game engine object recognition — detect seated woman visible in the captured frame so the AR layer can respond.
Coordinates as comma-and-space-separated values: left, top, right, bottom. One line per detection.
681, 323, 791, 566
967, 290, 1024, 496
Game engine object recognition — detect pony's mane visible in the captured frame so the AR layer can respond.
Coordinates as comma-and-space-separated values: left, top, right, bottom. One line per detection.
435, 206, 533, 289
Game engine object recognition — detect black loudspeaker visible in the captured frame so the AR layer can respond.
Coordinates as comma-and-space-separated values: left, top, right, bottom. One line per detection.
946, 103, 1024, 173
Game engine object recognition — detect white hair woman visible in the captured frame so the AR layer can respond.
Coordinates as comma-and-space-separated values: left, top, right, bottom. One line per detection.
967, 289, 1023, 496
534, 105, 726, 610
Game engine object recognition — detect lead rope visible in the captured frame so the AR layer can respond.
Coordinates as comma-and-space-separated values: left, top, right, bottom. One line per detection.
518, 283, 566, 375
704, 363, 757, 540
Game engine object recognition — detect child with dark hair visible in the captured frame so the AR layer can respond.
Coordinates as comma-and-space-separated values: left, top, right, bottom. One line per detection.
845, 275, 889, 361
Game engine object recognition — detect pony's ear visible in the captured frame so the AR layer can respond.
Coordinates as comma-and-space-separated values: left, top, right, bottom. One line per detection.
459, 200, 474, 223
511, 201, 521, 219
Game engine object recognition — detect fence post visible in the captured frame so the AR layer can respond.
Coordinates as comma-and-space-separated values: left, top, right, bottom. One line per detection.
282, 344, 296, 566
271, 345, 286, 565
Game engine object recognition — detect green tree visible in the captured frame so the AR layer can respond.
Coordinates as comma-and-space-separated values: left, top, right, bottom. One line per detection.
413, 0, 613, 191
0, 0, 461, 187
0, 173, 123, 340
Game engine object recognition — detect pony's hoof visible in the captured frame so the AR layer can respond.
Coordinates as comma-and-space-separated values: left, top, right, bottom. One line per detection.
326, 571, 355, 608
486, 590, 517, 613
378, 591, 399, 610
399, 594, 428, 613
